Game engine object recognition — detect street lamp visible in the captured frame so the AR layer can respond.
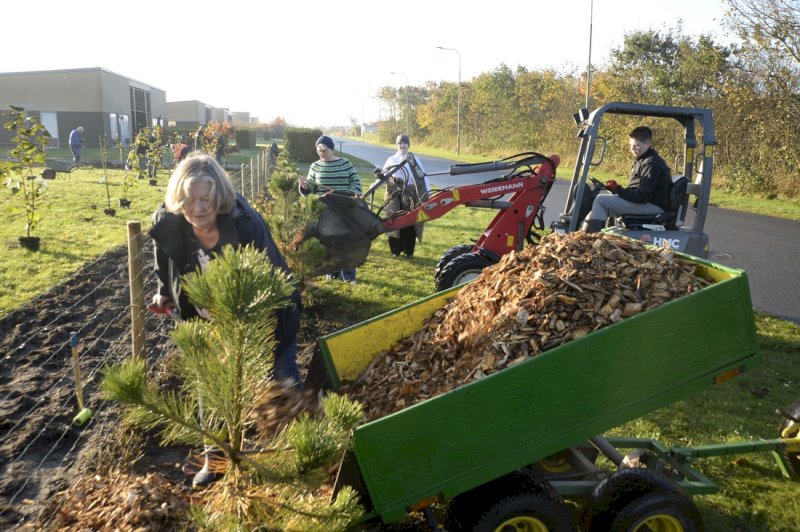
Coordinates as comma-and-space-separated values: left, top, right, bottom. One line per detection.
389, 71, 409, 134
436, 46, 461, 155
586, 0, 594, 109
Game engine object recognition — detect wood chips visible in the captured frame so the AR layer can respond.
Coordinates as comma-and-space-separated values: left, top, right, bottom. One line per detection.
343, 232, 711, 421
46, 471, 193, 531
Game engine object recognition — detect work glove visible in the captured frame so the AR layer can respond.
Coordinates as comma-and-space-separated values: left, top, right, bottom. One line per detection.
606, 179, 619, 193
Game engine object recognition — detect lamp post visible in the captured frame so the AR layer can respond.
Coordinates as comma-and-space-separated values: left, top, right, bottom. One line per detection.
586, 0, 594, 109
436, 46, 461, 155
389, 71, 409, 134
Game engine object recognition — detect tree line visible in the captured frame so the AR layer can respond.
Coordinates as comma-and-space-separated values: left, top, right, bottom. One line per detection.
369, 1, 798, 198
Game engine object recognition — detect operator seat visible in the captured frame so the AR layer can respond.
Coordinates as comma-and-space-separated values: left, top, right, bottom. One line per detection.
619, 175, 689, 230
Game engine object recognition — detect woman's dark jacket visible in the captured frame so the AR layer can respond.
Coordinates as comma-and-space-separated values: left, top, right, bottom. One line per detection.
149, 194, 301, 345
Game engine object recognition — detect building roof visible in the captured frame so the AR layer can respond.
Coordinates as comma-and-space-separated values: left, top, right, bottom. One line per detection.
0, 67, 166, 92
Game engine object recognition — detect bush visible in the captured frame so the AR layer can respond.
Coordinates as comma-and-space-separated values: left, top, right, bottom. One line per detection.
720, 162, 775, 195
235, 128, 257, 149
285, 128, 322, 163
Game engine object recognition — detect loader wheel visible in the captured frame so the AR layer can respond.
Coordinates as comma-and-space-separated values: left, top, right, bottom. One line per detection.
778, 398, 800, 480
435, 253, 496, 292
447, 470, 573, 531
584, 468, 699, 531
434, 244, 474, 282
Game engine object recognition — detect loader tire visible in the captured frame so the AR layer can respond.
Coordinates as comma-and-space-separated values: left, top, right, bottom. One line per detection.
434, 244, 473, 283
434, 253, 495, 292
779, 398, 800, 480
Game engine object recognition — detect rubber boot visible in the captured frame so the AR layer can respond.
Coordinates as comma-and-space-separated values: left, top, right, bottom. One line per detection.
192, 445, 224, 489
581, 219, 607, 233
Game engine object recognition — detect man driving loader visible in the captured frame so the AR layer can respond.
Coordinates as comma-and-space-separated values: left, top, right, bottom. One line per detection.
582, 126, 671, 232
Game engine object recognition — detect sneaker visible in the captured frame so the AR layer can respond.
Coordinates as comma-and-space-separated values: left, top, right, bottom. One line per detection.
190, 447, 226, 489
192, 463, 223, 489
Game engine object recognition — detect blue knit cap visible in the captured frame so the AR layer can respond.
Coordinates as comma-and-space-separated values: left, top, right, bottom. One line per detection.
316, 135, 335, 150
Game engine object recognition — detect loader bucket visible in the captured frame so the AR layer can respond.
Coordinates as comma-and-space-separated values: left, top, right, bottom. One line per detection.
307, 192, 384, 276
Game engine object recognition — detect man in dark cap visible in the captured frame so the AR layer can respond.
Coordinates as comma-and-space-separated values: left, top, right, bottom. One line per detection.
379, 134, 429, 257
299, 135, 363, 282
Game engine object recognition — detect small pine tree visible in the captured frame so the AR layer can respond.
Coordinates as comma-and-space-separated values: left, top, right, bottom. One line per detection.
101, 245, 363, 528
257, 151, 327, 291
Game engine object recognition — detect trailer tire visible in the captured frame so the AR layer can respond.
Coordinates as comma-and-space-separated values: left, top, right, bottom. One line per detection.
608, 490, 704, 531
435, 253, 495, 292
779, 398, 800, 481
584, 468, 697, 531
434, 244, 473, 284
448, 471, 573, 531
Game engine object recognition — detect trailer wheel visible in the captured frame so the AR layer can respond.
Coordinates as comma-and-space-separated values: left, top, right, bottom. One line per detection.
447, 471, 574, 532
584, 468, 698, 531
778, 398, 800, 480
435, 253, 496, 292
609, 490, 704, 532
434, 244, 473, 283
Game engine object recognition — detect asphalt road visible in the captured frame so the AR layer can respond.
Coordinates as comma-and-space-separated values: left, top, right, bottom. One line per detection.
334, 137, 800, 324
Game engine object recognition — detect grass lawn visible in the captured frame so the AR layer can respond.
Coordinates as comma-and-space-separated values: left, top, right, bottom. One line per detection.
1, 166, 165, 314
2, 154, 799, 529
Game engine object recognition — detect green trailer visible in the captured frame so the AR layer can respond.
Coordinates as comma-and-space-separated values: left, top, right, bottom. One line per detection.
316, 255, 800, 530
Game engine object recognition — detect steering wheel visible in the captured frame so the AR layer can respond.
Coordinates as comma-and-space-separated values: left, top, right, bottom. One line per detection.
589, 176, 609, 191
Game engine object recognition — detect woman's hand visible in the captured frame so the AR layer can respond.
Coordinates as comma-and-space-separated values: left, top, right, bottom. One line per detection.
147, 294, 174, 314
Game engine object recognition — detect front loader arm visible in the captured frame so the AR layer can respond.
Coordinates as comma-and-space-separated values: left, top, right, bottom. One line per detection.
380, 154, 559, 248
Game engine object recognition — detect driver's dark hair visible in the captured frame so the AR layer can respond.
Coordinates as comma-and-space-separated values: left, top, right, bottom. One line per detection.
629, 126, 653, 143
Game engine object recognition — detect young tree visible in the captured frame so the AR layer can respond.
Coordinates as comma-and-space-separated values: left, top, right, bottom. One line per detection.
2, 106, 51, 243
257, 152, 326, 293
101, 246, 363, 528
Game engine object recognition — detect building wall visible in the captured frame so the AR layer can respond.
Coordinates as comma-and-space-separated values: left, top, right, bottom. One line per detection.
231, 112, 250, 125
0, 68, 166, 149
166, 100, 209, 127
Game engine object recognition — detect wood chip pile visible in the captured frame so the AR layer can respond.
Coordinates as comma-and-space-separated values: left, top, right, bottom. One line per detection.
343, 232, 711, 420
46, 471, 193, 531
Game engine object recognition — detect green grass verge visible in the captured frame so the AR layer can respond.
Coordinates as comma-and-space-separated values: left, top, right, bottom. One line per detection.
1, 166, 165, 315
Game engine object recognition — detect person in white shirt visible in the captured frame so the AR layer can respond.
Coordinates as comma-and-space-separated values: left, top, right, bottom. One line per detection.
380, 135, 430, 258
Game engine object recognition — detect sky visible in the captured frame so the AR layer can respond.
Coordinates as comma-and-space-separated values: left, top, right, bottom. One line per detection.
2, 0, 732, 128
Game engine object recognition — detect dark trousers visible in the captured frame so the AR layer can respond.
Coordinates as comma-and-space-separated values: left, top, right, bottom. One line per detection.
389, 226, 417, 257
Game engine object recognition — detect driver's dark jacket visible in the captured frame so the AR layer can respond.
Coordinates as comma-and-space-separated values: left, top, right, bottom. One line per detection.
149, 194, 301, 345
617, 147, 671, 209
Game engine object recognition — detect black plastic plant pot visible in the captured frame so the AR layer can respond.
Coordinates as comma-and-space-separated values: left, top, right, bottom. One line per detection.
119, 198, 132, 208
104, 208, 117, 216
19, 236, 41, 251
149, 179, 157, 186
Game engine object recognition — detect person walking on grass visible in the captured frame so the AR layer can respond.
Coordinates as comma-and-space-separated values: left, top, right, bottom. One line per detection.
69, 126, 84, 164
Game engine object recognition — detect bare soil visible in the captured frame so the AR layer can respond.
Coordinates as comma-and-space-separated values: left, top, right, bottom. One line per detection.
0, 245, 334, 529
